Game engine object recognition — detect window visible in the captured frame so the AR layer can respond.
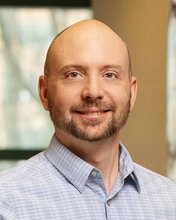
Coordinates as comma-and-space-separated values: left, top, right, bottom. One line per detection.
167, 0, 176, 180
0, 1, 92, 171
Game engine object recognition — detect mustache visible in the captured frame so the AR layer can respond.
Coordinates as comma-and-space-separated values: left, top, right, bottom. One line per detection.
70, 100, 116, 113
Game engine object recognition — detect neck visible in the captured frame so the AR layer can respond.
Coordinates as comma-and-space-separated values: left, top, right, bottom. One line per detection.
55, 130, 120, 194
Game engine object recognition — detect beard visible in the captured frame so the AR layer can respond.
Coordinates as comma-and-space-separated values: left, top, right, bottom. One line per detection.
48, 95, 131, 142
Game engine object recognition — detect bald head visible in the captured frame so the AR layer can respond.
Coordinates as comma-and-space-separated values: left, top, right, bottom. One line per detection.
44, 19, 132, 77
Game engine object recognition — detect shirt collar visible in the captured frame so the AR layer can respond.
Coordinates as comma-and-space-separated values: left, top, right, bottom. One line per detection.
44, 135, 94, 193
44, 135, 141, 193
118, 142, 141, 193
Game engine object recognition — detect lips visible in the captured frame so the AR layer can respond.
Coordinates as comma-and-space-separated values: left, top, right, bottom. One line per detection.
72, 108, 111, 122
75, 108, 110, 115
71, 103, 115, 120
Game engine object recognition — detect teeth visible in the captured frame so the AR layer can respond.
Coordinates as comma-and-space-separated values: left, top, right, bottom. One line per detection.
78, 111, 102, 115
86, 112, 101, 115
76, 110, 110, 114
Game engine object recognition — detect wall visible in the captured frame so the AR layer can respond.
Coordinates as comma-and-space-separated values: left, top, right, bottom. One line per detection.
93, 0, 170, 175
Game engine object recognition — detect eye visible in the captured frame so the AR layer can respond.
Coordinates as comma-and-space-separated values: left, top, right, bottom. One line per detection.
67, 71, 83, 79
103, 72, 118, 79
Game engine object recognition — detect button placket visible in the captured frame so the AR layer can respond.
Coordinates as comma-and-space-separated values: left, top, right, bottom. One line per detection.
107, 200, 111, 206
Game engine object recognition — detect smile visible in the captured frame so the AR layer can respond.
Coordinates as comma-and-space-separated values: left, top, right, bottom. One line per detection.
74, 109, 111, 119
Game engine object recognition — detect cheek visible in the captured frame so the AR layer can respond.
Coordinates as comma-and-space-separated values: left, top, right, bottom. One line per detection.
47, 81, 81, 117
54, 96, 70, 111
107, 86, 131, 106
51, 88, 78, 112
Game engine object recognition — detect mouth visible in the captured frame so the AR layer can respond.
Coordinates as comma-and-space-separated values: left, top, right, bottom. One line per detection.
74, 108, 111, 119
75, 108, 110, 114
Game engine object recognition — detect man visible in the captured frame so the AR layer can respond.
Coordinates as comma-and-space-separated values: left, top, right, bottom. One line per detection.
0, 19, 176, 219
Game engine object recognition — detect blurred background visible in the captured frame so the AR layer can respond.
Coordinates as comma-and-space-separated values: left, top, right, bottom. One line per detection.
0, 0, 176, 181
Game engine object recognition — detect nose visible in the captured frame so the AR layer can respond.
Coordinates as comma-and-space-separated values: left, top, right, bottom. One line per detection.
81, 77, 104, 101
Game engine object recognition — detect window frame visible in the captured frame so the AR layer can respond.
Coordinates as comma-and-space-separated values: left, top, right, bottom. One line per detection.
0, 0, 91, 161
0, 0, 91, 7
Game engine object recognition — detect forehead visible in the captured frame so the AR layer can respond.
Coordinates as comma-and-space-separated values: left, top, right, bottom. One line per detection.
48, 22, 129, 70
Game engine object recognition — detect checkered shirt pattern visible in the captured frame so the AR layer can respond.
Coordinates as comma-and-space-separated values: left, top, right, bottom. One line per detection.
0, 134, 176, 219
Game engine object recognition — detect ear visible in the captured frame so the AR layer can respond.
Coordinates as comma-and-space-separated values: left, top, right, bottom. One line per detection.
38, 75, 49, 111
130, 76, 137, 112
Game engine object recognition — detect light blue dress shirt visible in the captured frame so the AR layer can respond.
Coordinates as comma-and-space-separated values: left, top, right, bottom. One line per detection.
0, 134, 176, 219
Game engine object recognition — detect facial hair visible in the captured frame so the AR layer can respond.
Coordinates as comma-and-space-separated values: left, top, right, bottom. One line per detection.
48, 96, 131, 142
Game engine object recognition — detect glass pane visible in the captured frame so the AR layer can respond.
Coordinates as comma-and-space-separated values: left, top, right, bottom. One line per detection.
0, 7, 93, 171
0, 7, 93, 149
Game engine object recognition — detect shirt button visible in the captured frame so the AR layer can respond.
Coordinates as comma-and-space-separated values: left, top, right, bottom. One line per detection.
91, 170, 98, 177
107, 201, 111, 206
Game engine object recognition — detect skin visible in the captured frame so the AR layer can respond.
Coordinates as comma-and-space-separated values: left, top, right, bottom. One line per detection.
38, 19, 137, 193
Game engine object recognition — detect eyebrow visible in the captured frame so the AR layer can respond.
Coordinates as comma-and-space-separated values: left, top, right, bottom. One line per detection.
58, 64, 122, 72
59, 64, 84, 71
100, 65, 122, 71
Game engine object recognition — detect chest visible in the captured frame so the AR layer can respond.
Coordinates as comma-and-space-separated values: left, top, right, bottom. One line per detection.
13, 185, 175, 220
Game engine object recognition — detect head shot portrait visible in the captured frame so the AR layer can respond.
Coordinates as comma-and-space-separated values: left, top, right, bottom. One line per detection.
0, 19, 176, 219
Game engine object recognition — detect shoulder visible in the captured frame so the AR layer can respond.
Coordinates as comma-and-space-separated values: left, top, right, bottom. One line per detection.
0, 152, 45, 184
0, 152, 47, 216
134, 163, 176, 194
0, 152, 53, 200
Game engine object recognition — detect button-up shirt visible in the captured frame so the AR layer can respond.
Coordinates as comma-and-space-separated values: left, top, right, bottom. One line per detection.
0, 135, 176, 219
